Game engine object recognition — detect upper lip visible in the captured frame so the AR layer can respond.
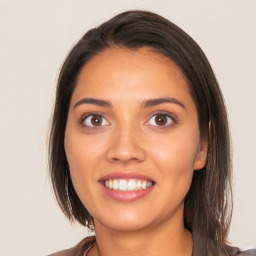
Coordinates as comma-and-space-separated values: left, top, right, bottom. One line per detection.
99, 172, 155, 183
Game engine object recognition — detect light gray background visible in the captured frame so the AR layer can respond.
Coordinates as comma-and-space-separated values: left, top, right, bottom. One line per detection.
0, 0, 255, 255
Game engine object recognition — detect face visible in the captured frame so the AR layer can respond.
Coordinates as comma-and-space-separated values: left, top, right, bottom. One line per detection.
65, 47, 207, 232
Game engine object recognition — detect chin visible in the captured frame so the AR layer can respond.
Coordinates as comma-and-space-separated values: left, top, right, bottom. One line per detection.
94, 212, 156, 232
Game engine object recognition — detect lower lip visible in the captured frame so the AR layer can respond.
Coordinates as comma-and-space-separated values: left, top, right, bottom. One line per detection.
99, 183, 154, 201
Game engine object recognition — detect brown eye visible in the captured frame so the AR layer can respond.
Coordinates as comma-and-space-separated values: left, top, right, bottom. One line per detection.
91, 114, 102, 126
83, 114, 109, 127
155, 114, 167, 125
147, 113, 174, 127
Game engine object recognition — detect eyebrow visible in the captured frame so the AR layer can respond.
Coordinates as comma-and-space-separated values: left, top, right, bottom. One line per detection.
141, 97, 185, 109
73, 98, 112, 109
73, 97, 185, 110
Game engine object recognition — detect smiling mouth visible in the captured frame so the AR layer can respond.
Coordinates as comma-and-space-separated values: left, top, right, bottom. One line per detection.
101, 179, 154, 191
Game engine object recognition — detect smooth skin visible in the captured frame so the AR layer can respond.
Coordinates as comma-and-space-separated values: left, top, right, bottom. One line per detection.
64, 47, 208, 256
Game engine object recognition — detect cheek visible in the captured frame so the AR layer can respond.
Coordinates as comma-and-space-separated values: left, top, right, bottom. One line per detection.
153, 145, 195, 209
65, 133, 88, 173
64, 125, 95, 195
148, 129, 200, 192
154, 144, 195, 187
150, 132, 200, 172
64, 131, 99, 214
64, 122, 111, 204
64, 124, 104, 173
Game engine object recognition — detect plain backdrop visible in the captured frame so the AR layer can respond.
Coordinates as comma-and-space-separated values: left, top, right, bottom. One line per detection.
0, 0, 255, 255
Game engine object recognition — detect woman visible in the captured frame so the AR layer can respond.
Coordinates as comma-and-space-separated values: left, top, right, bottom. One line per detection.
48, 10, 256, 256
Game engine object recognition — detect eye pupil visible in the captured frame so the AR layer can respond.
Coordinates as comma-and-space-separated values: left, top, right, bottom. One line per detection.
155, 115, 167, 125
91, 115, 102, 126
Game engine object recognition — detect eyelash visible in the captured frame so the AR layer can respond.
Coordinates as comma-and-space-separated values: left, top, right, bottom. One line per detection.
146, 112, 177, 128
79, 112, 109, 128
78, 112, 177, 128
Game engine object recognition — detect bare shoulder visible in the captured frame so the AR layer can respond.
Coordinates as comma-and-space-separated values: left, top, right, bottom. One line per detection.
47, 236, 95, 256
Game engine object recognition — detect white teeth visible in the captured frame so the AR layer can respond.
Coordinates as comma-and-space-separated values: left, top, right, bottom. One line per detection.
113, 179, 119, 190
136, 180, 142, 190
119, 179, 127, 191
108, 180, 113, 189
141, 180, 147, 189
127, 179, 136, 191
103, 179, 153, 191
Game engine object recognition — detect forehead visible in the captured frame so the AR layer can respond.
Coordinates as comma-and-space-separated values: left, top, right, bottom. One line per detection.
72, 47, 191, 103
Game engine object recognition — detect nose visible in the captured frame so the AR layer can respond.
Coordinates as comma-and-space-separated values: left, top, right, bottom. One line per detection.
105, 126, 146, 164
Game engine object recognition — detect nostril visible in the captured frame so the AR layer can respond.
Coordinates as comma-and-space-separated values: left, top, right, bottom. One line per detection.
111, 157, 139, 162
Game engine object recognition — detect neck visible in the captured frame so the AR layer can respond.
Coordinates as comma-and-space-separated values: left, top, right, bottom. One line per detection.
90, 211, 193, 256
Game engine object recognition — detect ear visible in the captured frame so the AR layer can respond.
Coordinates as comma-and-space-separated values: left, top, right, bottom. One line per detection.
193, 139, 208, 170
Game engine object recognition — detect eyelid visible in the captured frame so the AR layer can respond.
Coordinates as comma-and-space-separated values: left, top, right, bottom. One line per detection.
79, 112, 110, 128
145, 111, 177, 126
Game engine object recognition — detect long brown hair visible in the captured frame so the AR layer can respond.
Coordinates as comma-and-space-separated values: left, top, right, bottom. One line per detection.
49, 10, 232, 255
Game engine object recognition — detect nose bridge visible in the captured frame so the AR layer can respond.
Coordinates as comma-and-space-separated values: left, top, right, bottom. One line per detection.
106, 121, 146, 163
